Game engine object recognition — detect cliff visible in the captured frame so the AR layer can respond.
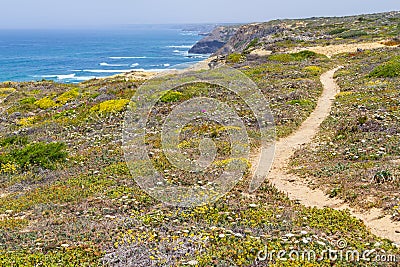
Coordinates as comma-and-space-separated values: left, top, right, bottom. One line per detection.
188, 26, 239, 54
190, 11, 400, 56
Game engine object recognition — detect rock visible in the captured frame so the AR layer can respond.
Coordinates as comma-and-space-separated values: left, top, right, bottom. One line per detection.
9, 112, 21, 119
189, 26, 239, 54
189, 40, 226, 54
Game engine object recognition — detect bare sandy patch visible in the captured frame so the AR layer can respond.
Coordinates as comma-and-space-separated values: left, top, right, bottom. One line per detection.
289, 41, 397, 58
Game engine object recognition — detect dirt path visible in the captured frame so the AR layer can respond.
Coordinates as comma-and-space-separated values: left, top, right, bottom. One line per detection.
264, 67, 400, 244
289, 42, 395, 58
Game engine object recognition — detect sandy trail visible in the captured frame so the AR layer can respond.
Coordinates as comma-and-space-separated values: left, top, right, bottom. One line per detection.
289, 42, 396, 58
263, 67, 400, 244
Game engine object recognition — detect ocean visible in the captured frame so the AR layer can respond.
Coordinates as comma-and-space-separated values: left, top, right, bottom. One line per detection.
0, 25, 208, 84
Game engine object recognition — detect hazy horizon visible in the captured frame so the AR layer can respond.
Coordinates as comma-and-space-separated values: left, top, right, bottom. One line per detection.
1, 0, 399, 29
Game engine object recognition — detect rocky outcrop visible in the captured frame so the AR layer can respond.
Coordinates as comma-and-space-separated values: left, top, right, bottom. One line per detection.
215, 23, 285, 55
189, 26, 239, 54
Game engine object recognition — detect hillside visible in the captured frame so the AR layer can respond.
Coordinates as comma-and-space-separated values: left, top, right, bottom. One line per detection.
0, 12, 399, 266
190, 11, 400, 56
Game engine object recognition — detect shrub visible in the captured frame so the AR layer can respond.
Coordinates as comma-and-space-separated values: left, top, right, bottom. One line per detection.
227, 53, 245, 64
304, 66, 322, 76
287, 99, 314, 108
0, 135, 28, 147
19, 97, 36, 105
160, 91, 184, 103
268, 53, 294, 62
56, 88, 80, 105
34, 97, 57, 109
328, 28, 349, 35
338, 30, 368, 39
3, 142, 68, 170
243, 38, 259, 53
17, 116, 37, 126
292, 50, 321, 60
0, 162, 18, 174
90, 99, 129, 113
0, 88, 16, 98
269, 50, 323, 62
369, 57, 400, 78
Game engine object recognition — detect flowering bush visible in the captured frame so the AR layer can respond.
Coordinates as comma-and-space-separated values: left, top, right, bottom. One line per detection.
90, 99, 129, 113
56, 88, 80, 105
34, 97, 57, 109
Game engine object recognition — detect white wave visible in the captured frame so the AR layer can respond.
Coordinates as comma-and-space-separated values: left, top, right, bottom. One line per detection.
100, 62, 127, 67
109, 56, 147, 59
130, 63, 139, 67
167, 45, 193, 49
130, 68, 174, 72
180, 32, 197, 36
74, 76, 98, 81
41, 74, 76, 80
163, 64, 171, 67
82, 69, 140, 73
173, 50, 189, 56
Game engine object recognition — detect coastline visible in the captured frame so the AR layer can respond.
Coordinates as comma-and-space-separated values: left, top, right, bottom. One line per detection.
106, 56, 214, 81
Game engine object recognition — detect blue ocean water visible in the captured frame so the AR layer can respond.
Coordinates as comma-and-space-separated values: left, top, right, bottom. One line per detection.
0, 25, 208, 83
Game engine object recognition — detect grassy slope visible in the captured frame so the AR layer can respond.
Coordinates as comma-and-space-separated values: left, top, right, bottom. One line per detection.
0, 15, 399, 266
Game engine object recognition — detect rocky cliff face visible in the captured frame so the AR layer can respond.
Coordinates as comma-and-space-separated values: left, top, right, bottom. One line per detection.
188, 26, 239, 54
191, 11, 400, 57
214, 23, 285, 55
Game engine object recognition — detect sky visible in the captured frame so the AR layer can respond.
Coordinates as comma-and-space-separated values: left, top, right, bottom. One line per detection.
0, 0, 399, 29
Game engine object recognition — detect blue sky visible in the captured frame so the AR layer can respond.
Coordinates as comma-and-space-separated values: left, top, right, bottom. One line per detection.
1, 0, 399, 28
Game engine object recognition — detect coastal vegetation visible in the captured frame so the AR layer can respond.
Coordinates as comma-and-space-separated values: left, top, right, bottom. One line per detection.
0, 11, 399, 266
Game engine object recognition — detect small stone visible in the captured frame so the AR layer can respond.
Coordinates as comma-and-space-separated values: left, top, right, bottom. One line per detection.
186, 260, 199, 266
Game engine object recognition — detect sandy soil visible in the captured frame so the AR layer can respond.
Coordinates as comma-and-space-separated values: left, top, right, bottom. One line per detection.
255, 67, 400, 244
289, 42, 397, 58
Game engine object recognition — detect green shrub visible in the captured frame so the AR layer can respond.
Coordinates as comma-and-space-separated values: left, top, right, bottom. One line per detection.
269, 50, 323, 62
243, 38, 259, 53
227, 53, 245, 64
0, 135, 28, 147
369, 58, 400, 78
160, 91, 184, 103
292, 50, 320, 60
0, 247, 102, 266
304, 66, 322, 76
19, 97, 36, 105
268, 53, 294, 62
338, 30, 368, 39
328, 28, 349, 35
3, 142, 68, 170
287, 99, 314, 108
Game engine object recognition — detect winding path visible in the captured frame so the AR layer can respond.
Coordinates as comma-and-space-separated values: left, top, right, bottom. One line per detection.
263, 67, 400, 244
